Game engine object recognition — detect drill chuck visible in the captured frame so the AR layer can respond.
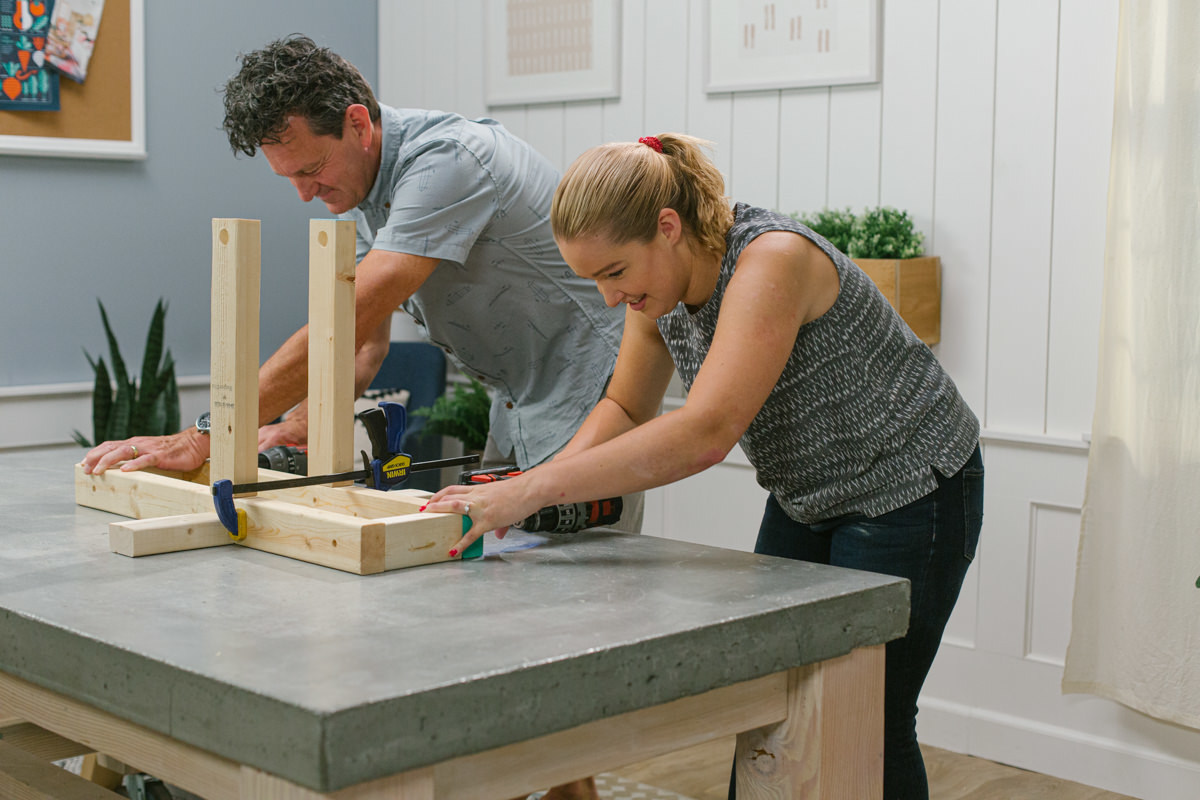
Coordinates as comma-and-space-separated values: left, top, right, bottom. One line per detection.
259, 445, 308, 475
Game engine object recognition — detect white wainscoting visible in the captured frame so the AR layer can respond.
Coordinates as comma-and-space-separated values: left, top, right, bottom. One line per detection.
0, 378, 210, 452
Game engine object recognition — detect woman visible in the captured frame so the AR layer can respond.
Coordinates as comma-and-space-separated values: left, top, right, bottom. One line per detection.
425, 134, 983, 799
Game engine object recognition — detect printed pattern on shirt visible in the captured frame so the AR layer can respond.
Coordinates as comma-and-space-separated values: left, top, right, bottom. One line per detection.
657, 204, 979, 523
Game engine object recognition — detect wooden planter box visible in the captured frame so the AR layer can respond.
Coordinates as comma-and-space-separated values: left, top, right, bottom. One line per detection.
855, 256, 941, 345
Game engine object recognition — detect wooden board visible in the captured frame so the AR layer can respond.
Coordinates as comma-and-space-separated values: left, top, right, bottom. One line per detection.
0, 740, 123, 800
307, 219, 358, 478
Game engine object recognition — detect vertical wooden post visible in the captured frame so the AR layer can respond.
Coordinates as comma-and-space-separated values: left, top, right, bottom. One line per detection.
735, 644, 885, 799
210, 219, 261, 492
307, 219, 358, 479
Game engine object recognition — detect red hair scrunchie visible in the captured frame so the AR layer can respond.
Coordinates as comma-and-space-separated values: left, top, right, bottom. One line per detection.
638, 135, 663, 153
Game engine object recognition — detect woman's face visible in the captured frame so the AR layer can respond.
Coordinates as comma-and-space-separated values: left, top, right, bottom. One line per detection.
557, 211, 699, 319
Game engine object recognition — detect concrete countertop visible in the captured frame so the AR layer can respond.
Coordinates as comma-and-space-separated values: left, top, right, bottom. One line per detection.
0, 447, 909, 791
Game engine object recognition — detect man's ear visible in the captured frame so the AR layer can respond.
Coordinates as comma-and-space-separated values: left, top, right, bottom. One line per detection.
345, 104, 373, 148
657, 208, 683, 243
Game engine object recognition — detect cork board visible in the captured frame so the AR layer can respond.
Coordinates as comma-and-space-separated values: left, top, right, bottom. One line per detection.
0, 0, 144, 158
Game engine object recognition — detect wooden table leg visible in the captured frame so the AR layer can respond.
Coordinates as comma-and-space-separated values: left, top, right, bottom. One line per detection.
735, 644, 885, 799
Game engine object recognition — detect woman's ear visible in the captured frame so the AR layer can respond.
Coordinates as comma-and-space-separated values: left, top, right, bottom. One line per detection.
657, 208, 684, 243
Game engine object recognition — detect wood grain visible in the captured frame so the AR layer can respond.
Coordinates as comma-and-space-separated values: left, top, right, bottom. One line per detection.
307, 219, 358, 479
210, 219, 261, 491
618, 739, 1138, 800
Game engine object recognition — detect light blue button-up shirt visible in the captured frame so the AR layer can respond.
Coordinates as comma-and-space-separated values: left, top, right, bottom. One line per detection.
342, 106, 623, 468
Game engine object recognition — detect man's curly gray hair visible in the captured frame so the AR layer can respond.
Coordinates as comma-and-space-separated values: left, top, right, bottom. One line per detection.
221, 34, 380, 157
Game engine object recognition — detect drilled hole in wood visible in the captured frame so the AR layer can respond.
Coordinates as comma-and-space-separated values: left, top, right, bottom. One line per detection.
219, 229, 229, 245
318, 230, 329, 247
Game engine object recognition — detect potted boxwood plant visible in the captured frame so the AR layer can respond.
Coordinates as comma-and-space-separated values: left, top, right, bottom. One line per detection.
793, 206, 940, 345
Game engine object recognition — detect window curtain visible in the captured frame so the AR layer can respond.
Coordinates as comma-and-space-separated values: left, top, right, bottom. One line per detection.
1061, 0, 1200, 729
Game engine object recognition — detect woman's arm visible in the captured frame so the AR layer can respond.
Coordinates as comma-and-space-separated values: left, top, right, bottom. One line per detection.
554, 306, 676, 460
426, 231, 838, 551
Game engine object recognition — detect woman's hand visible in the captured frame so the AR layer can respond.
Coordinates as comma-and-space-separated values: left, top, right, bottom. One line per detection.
422, 477, 543, 557
82, 429, 210, 475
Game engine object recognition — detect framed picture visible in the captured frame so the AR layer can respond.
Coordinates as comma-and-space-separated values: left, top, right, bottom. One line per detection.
485, 0, 621, 107
706, 0, 880, 93
0, 0, 145, 159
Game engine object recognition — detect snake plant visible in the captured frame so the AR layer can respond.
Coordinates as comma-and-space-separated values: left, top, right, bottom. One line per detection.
72, 299, 180, 447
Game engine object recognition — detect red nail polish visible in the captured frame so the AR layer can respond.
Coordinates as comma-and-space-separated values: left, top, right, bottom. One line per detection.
448, 549, 459, 557
419, 504, 427, 512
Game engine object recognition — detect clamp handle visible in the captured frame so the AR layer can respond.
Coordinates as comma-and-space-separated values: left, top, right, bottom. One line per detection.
357, 401, 411, 490
357, 401, 407, 461
379, 401, 407, 454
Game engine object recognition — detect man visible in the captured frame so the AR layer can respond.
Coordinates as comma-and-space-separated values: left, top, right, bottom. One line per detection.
84, 33, 629, 800
85, 34, 624, 492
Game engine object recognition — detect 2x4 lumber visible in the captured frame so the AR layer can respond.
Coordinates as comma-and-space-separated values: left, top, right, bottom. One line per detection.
0, 739, 123, 800
238, 765, 435, 800
108, 513, 232, 557
210, 218, 261, 491
267, 481, 428, 518
734, 644, 885, 799
0, 721, 92, 761
307, 219, 358, 480
78, 754, 124, 790
432, 671, 788, 800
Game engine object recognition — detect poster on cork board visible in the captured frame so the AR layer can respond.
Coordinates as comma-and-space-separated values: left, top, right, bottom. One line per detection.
0, 0, 142, 158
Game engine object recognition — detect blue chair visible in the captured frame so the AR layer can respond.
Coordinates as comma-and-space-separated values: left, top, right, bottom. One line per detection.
366, 341, 447, 493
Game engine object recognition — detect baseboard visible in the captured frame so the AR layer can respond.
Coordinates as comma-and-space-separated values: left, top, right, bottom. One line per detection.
0, 378, 210, 451
919, 695, 1200, 799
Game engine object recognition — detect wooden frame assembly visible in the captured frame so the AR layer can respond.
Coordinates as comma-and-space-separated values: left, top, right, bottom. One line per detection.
74, 219, 465, 574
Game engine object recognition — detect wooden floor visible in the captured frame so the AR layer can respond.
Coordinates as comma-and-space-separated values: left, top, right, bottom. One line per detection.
616, 736, 1137, 800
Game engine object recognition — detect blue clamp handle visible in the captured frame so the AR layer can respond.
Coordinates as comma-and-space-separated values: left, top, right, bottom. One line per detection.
379, 401, 407, 455
358, 401, 412, 490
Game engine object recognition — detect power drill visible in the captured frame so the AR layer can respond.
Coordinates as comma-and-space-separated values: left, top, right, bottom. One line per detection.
259, 445, 308, 475
459, 466, 623, 533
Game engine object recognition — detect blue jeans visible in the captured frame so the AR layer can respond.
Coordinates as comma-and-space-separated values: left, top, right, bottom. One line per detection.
729, 446, 983, 800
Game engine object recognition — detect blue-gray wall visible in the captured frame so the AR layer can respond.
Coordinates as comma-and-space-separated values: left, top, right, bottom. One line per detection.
0, 3, 378, 387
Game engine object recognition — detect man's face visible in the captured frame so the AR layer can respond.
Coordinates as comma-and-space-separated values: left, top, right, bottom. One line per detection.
260, 113, 374, 215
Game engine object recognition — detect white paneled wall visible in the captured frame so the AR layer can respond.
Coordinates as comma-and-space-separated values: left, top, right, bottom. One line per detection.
379, 2, 1200, 796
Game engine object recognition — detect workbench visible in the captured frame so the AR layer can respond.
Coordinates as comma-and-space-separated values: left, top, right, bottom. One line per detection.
0, 447, 909, 799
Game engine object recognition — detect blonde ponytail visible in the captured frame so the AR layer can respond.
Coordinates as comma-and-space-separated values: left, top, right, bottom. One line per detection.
551, 133, 732, 256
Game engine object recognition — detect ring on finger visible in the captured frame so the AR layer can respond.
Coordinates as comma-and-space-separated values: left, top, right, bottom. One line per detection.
129, 444, 138, 459
464, 503, 471, 516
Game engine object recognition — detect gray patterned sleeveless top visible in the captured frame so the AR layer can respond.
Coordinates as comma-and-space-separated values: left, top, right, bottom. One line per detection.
656, 204, 979, 523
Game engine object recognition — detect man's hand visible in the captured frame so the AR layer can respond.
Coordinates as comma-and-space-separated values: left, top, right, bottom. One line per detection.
258, 415, 308, 451
82, 429, 210, 475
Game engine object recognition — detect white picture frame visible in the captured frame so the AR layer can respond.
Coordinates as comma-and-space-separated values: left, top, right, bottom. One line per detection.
0, 0, 145, 159
706, 0, 880, 93
485, 0, 620, 107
